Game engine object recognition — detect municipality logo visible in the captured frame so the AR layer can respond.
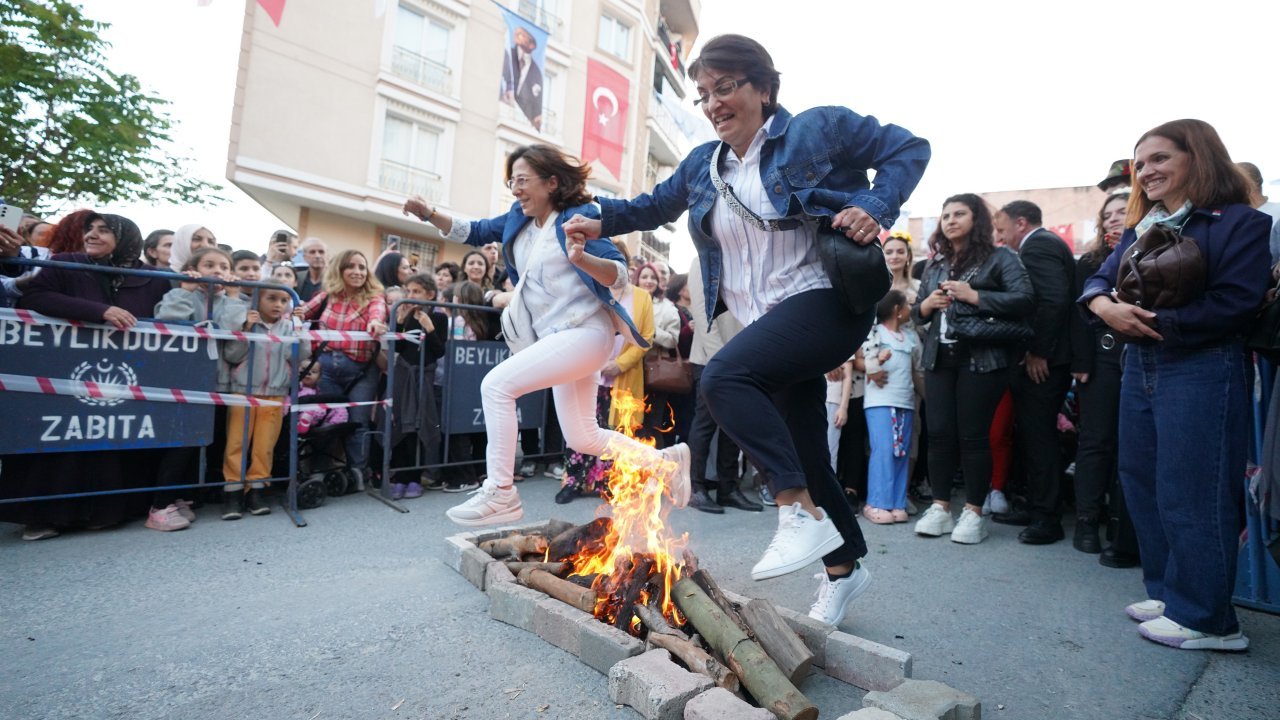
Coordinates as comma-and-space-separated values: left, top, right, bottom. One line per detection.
70, 359, 138, 407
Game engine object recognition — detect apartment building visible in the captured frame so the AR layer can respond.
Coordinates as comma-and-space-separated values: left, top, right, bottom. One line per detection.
226, 0, 702, 271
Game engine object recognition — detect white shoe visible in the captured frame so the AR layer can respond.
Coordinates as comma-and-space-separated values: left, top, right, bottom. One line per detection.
950, 507, 988, 544
660, 443, 691, 508
751, 503, 844, 581
1138, 616, 1249, 651
914, 504, 955, 537
808, 564, 872, 626
445, 483, 523, 527
1125, 599, 1166, 623
986, 489, 1010, 514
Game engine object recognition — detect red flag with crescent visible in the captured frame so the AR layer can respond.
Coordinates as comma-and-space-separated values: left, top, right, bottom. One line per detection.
581, 58, 629, 179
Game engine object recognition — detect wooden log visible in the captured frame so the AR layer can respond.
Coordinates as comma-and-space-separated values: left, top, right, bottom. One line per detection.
480, 534, 548, 560
544, 518, 576, 538
691, 568, 750, 636
738, 598, 815, 686
673, 578, 817, 720
504, 561, 568, 576
635, 603, 740, 692
547, 517, 613, 561
517, 568, 599, 614
681, 548, 700, 576
613, 555, 655, 631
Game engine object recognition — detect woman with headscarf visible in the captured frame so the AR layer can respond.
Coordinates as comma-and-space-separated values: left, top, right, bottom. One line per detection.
168, 224, 218, 275
0, 213, 174, 540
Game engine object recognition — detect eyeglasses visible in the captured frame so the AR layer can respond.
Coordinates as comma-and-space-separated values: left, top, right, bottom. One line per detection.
693, 77, 749, 107
505, 175, 543, 190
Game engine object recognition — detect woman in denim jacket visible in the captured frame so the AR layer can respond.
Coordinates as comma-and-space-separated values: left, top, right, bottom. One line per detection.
564, 35, 929, 625
1080, 119, 1270, 651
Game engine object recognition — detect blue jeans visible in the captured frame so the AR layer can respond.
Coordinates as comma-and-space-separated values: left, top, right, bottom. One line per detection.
318, 352, 380, 470
1119, 341, 1248, 635
865, 406, 912, 511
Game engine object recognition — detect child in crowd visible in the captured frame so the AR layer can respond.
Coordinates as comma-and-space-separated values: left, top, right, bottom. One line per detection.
296, 362, 347, 432
385, 273, 448, 497
857, 290, 922, 524
216, 279, 309, 520
825, 359, 854, 473
270, 262, 298, 289
150, 246, 239, 530
227, 250, 263, 300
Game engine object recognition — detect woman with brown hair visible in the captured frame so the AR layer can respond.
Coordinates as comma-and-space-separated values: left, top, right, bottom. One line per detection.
1081, 119, 1270, 651
403, 144, 690, 527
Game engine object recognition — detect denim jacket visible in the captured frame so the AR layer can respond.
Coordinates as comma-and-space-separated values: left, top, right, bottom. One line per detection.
597, 105, 930, 328
460, 201, 648, 348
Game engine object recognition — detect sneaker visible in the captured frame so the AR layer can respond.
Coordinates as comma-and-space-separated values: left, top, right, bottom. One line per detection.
518, 461, 537, 478
950, 507, 988, 544
986, 489, 1010, 514
759, 484, 777, 507
422, 474, 446, 491
442, 480, 480, 493
660, 443, 691, 508
146, 505, 191, 532
173, 499, 196, 523
544, 463, 566, 479
808, 563, 872, 626
1125, 599, 1167, 623
403, 482, 425, 499
890, 509, 909, 523
861, 506, 895, 525
221, 493, 243, 521
21, 525, 60, 541
905, 500, 918, 516
750, 503, 845, 581
245, 489, 271, 516
446, 483, 524, 527
1138, 616, 1249, 651
914, 504, 955, 537
390, 482, 407, 500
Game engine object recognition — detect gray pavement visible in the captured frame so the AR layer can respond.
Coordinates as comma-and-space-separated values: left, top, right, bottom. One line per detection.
2, 478, 1277, 720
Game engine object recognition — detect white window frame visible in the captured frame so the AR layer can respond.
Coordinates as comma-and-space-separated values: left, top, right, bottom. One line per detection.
598, 13, 632, 61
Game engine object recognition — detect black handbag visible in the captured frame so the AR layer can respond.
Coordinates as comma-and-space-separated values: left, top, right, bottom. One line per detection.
708, 143, 889, 315
1247, 282, 1280, 362
945, 265, 1033, 344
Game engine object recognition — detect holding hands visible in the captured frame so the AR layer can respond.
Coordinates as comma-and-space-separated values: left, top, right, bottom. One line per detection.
403, 195, 433, 222
562, 215, 601, 244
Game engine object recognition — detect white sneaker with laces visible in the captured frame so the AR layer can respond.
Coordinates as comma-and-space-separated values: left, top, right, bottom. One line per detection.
914, 503, 955, 536
1125, 599, 1166, 623
950, 507, 988, 544
445, 483, 524, 527
751, 503, 844, 581
987, 489, 1010, 515
660, 443, 691, 508
518, 461, 537, 477
808, 564, 872, 626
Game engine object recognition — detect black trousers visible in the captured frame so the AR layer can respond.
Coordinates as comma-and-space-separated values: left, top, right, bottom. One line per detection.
925, 345, 1009, 507
1010, 362, 1072, 521
836, 394, 868, 498
1073, 353, 1121, 519
701, 289, 871, 566
688, 364, 742, 490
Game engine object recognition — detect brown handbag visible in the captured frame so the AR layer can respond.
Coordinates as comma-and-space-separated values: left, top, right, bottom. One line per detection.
1115, 223, 1206, 309
643, 349, 693, 394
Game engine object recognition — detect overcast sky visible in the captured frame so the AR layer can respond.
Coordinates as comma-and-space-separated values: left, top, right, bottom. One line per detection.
66, 0, 1280, 270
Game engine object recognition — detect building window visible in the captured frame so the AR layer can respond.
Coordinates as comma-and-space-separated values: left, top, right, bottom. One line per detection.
542, 69, 560, 136
380, 114, 443, 202
392, 5, 453, 95
598, 14, 631, 60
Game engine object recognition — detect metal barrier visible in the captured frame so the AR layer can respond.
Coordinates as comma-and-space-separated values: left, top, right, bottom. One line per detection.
1236, 355, 1280, 614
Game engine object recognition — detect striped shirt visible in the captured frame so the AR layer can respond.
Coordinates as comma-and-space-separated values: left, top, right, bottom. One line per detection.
709, 116, 831, 326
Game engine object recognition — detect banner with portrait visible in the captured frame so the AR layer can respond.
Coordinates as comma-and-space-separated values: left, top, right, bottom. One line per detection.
497, 6, 551, 132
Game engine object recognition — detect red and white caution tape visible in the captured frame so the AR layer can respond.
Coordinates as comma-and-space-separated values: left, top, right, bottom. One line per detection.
289, 399, 391, 414
0, 308, 422, 344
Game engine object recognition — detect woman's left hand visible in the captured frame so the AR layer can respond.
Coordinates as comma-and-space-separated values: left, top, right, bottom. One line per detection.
940, 280, 979, 305
566, 231, 586, 265
832, 206, 881, 245
368, 320, 388, 337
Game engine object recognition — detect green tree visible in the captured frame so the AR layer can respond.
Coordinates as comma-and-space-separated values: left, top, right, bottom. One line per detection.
0, 0, 222, 214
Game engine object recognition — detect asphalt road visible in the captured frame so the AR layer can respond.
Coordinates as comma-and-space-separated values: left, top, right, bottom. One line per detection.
2, 477, 1277, 720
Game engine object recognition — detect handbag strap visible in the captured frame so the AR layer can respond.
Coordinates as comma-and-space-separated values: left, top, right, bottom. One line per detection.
708, 143, 804, 233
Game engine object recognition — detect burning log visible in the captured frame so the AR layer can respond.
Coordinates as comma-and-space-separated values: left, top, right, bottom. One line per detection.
612, 555, 655, 631
547, 517, 614, 562
517, 568, 600, 614
738, 599, 815, 686
635, 603, 739, 692
480, 534, 548, 560
673, 578, 817, 720
504, 561, 568, 576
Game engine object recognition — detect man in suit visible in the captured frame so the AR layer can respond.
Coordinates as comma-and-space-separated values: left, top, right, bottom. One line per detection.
994, 200, 1075, 545
500, 27, 544, 131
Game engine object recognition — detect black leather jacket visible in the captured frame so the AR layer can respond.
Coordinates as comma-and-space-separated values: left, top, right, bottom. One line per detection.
911, 246, 1035, 374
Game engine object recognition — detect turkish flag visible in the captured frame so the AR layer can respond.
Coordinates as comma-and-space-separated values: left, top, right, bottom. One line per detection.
1049, 223, 1075, 252
581, 59, 629, 180
258, 0, 285, 26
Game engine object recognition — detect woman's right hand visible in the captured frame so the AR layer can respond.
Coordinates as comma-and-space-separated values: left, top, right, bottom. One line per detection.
403, 195, 432, 222
562, 216, 602, 243
919, 288, 951, 316
1090, 294, 1163, 341
102, 306, 137, 329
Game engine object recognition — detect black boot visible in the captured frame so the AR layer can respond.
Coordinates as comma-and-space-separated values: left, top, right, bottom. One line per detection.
689, 486, 725, 514
717, 480, 763, 512
245, 489, 271, 516
554, 485, 580, 505
221, 492, 243, 521
1073, 517, 1101, 553
1099, 546, 1140, 568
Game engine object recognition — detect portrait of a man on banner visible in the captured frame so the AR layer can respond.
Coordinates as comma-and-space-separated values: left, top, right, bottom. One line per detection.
498, 9, 550, 131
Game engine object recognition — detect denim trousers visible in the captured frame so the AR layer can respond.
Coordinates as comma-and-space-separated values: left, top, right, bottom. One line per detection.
1119, 341, 1248, 635
865, 406, 913, 511
318, 352, 380, 470
701, 289, 872, 567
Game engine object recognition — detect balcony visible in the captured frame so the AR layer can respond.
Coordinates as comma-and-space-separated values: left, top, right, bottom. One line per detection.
646, 92, 686, 165
391, 45, 453, 96
517, 0, 566, 43
499, 101, 559, 138
379, 159, 444, 203
656, 22, 686, 81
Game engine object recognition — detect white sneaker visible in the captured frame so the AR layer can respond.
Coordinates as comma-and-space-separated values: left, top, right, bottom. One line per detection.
950, 507, 988, 544
751, 503, 844, 581
517, 461, 537, 477
808, 564, 872, 626
1125, 599, 1166, 623
445, 483, 524, 527
660, 443, 691, 508
543, 463, 566, 479
914, 504, 955, 537
987, 489, 1010, 515
1138, 616, 1249, 651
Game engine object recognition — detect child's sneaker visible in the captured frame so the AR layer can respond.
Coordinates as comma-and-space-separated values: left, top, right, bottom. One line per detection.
390, 482, 407, 500
445, 483, 523, 527
173, 499, 196, 523
403, 482, 425, 499
146, 505, 191, 532
245, 489, 271, 516
221, 493, 243, 521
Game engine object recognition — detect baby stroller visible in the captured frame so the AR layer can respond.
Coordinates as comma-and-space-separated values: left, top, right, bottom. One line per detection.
274, 353, 363, 509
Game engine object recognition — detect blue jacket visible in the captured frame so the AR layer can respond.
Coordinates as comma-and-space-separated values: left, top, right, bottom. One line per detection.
1079, 203, 1271, 349
463, 201, 648, 348
597, 105, 930, 327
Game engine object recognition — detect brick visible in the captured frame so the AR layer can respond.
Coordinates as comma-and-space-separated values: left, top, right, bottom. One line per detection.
774, 605, 836, 668
825, 630, 912, 692
441, 532, 478, 574
485, 559, 516, 588
608, 649, 713, 720
836, 709, 905, 720
577, 616, 644, 674
459, 545, 495, 591
862, 679, 980, 720
684, 687, 774, 720
533, 596, 592, 656
486, 580, 543, 632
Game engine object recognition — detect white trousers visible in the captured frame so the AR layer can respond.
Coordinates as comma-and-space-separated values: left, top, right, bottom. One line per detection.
481, 326, 663, 488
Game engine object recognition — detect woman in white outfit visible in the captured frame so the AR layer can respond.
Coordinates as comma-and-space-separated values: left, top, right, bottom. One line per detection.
403, 145, 690, 526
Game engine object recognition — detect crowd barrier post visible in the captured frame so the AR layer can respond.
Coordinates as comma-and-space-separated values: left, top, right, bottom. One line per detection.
1235, 355, 1280, 614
